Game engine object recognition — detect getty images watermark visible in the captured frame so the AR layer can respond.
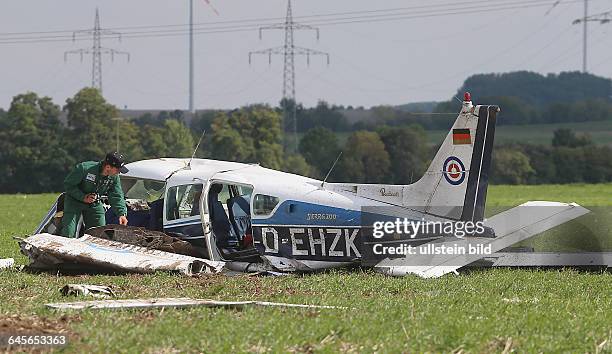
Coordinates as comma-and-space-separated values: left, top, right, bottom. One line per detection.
369, 218, 492, 256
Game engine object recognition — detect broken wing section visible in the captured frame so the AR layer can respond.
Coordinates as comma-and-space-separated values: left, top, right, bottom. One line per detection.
374, 201, 590, 278
19, 234, 224, 275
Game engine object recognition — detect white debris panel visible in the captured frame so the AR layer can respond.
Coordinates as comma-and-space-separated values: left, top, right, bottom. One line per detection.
46, 297, 344, 311
0, 258, 15, 270
19, 234, 224, 276
60, 284, 116, 298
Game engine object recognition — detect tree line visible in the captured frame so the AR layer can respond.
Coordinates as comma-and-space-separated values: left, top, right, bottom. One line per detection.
0, 88, 431, 193
2, 84, 612, 194
253, 71, 612, 132
491, 129, 612, 184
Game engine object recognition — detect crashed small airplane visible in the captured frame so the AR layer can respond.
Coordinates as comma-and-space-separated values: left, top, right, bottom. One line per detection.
23, 93, 609, 278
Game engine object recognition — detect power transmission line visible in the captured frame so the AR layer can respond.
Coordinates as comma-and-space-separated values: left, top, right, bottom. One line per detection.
249, 0, 329, 153
64, 8, 129, 94
573, 7, 612, 72
0, 0, 598, 45
189, 0, 195, 115
0, 0, 552, 36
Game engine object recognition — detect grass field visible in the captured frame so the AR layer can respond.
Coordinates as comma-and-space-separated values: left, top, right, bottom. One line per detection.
300, 120, 612, 148
1, 186, 611, 353
427, 120, 612, 146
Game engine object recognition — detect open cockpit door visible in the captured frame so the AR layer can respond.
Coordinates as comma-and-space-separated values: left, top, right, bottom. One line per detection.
162, 180, 208, 257
202, 179, 259, 262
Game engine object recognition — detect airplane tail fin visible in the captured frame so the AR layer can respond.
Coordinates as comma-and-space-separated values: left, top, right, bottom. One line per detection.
405, 94, 499, 222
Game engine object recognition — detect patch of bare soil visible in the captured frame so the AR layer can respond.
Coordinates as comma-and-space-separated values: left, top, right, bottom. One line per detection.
0, 314, 81, 353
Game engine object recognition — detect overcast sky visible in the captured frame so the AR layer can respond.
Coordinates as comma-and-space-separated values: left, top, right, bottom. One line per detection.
0, 0, 610, 110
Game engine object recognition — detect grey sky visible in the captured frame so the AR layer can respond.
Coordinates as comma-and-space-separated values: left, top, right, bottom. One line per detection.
0, 0, 610, 111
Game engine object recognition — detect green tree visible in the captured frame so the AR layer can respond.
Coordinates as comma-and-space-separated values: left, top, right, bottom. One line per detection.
140, 125, 168, 158
63, 88, 120, 161
582, 145, 612, 183
552, 147, 586, 183
282, 154, 315, 177
521, 145, 556, 184
377, 125, 429, 184
491, 148, 534, 184
64, 88, 143, 163
299, 127, 341, 177
190, 110, 219, 134
210, 106, 284, 169
210, 112, 254, 162
164, 119, 195, 157
552, 128, 592, 148
297, 100, 350, 132
337, 131, 390, 183
0, 92, 72, 192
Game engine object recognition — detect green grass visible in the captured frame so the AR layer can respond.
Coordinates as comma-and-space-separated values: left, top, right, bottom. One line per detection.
0, 194, 57, 264
487, 184, 612, 252
1, 186, 611, 353
300, 120, 612, 148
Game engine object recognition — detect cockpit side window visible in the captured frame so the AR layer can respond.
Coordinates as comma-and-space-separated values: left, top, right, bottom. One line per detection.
253, 194, 280, 216
166, 184, 203, 221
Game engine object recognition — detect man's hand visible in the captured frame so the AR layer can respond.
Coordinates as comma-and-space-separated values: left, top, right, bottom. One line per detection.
119, 215, 128, 226
83, 193, 96, 204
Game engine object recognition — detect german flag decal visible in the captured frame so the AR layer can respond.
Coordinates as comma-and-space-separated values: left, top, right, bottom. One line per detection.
452, 128, 471, 145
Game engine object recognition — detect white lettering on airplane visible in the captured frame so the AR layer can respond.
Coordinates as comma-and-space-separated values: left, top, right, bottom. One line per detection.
261, 227, 279, 253
290, 228, 308, 256
308, 228, 326, 256
345, 229, 360, 257
328, 228, 343, 257
379, 188, 400, 197
257, 227, 361, 258
306, 213, 337, 220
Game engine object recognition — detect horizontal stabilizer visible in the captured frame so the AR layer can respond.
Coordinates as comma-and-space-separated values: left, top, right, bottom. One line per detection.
486, 252, 612, 267
374, 201, 590, 278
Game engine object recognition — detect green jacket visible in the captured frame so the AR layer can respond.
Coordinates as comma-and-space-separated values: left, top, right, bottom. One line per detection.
63, 161, 128, 216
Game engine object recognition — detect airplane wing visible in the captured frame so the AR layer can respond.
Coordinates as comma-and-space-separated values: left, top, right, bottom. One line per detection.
374, 201, 590, 278
19, 234, 225, 275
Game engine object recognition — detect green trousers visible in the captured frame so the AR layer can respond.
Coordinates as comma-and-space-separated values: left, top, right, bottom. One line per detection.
60, 197, 106, 238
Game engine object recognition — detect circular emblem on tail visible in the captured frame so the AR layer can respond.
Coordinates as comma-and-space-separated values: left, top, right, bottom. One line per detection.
443, 156, 466, 185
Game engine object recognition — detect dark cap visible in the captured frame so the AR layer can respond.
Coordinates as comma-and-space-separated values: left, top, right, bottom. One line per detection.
104, 152, 129, 173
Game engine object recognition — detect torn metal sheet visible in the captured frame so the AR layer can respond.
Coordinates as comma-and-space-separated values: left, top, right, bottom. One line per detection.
46, 297, 344, 310
87, 224, 201, 257
19, 233, 224, 276
375, 202, 590, 278
0, 258, 15, 270
60, 284, 116, 298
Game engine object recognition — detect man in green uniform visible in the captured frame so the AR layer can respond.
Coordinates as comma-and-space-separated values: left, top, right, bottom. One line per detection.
61, 152, 130, 238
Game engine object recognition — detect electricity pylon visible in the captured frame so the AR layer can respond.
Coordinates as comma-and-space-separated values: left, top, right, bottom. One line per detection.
249, 0, 329, 152
572, 5, 611, 73
64, 8, 129, 94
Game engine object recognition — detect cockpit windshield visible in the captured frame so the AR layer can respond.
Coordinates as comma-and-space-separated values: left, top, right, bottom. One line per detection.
120, 177, 165, 202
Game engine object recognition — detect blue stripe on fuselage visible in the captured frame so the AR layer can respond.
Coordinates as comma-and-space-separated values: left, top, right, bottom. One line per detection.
252, 200, 399, 227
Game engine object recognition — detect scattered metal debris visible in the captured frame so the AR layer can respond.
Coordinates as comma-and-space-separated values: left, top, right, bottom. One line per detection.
0, 258, 14, 270
19, 233, 224, 276
46, 297, 344, 311
60, 284, 116, 298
